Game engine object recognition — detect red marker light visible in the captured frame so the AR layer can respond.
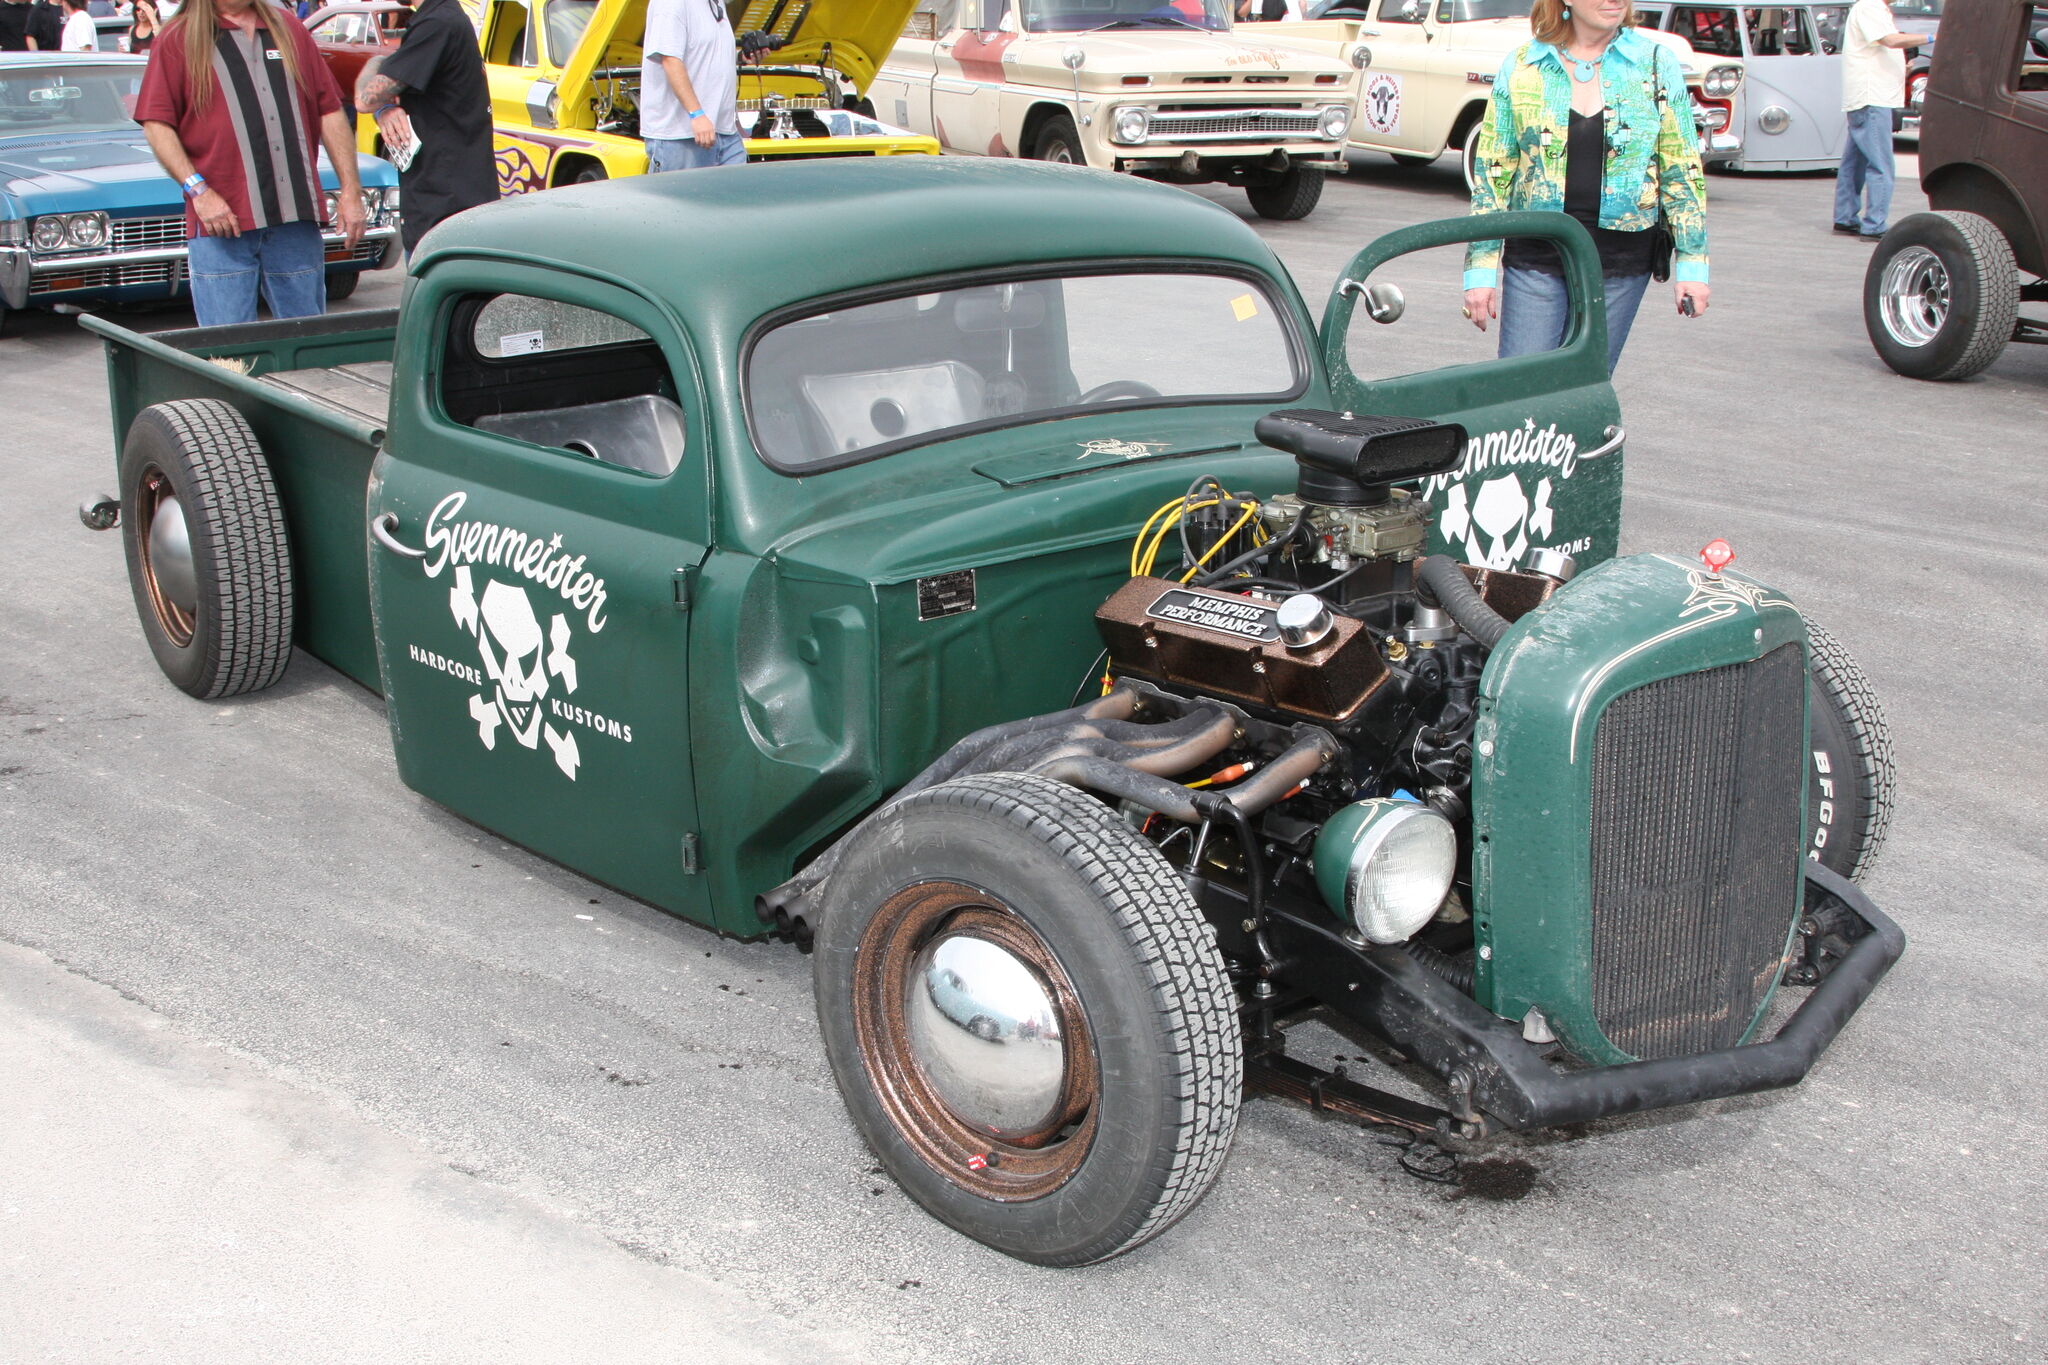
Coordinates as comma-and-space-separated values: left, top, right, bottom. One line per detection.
1700, 539, 1735, 575
967, 1154, 989, 1172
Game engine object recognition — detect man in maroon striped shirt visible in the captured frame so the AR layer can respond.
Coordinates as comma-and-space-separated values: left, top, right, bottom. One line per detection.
136, 0, 366, 325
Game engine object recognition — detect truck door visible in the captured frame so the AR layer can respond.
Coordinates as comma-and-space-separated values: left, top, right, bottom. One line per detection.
366, 261, 712, 924
1736, 6, 1846, 161
1321, 212, 1626, 569
1349, 0, 1438, 156
931, 0, 1015, 157
870, 0, 948, 138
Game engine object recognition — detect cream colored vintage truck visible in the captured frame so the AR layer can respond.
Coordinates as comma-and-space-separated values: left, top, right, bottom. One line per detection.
870, 0, 1364, 220
1258, 0, 1745, 186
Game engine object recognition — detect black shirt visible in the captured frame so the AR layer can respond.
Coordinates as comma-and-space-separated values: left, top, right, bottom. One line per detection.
376, 0, 497, 252
1503, 109, 1656, 279
0, 3, 35, 51
26, 0, 59, 49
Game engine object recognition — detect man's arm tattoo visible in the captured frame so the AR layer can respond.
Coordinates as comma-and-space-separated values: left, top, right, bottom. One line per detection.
356, 71, 404, 113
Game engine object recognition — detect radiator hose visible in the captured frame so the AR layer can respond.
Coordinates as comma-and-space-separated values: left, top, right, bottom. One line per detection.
1414, 555, 1513, 653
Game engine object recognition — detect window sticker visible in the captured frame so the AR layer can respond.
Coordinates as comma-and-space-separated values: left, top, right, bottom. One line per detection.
499, 329, 545, 354
1230, 293, 1260, 322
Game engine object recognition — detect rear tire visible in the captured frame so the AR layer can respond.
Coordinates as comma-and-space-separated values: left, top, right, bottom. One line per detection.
571, 163, 608, 185
118, 400, 293, 699
814, 773, 1241, 1266
1804, 619, 1894, 882
1246, 165, 1324, 221
1864, 211, 2019, 381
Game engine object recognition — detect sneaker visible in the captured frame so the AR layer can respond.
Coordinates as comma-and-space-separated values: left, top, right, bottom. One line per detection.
1833, 222, 1861, 234
1859, 229, 1885, 241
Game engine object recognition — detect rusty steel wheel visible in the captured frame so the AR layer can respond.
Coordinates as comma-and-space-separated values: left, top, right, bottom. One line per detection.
119, 400, 293, 699
850, 882, 1101, 1202
815, 773, 1241, 1266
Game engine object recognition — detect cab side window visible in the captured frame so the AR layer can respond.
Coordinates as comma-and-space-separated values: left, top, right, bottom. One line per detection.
1670, 5, 1743, 56
483, 0, 536, 67
1377, 0, 1426, 24
1743, 6, 1815, 56
2018, 4, 2048, 96
443, 294, 685, 478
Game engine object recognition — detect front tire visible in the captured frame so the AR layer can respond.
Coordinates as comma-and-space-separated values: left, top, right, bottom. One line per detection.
1804, 620, 1895, 883
1460, 129, 1482, 192
118, 400, 293, 699
1246, 165, 1324, 221
1865, 211, 2019, 380
324, 270, 360, 301
814, 773, 1242, 1266
1032, 114, 1084, 165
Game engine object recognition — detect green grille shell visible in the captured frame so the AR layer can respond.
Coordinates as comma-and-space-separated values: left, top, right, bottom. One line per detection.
1470, 553, 1810, 1067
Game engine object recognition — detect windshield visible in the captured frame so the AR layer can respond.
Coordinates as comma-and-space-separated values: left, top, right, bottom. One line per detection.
1020, 0, 1232, 34
747, 270, 1301, 471
545, 0, 599, 63
0, 64, 143, 138
1436, 0, 1533, 20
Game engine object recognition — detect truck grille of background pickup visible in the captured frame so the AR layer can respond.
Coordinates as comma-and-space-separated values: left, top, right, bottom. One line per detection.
1146, 108, 1321, 139
1587, 643, 1804, 1061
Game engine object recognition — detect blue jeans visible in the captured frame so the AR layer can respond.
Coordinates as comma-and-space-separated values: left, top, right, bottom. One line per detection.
1497, 266, 1652, 376
645, 133, 746, 172
186, 222, 326, 326
1834, 105, 1896, 236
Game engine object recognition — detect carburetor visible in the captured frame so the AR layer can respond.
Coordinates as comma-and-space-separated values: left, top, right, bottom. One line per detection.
1257, 488, 1430, 569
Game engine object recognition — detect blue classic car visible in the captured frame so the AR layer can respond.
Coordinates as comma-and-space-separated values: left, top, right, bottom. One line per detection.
0, 52, 400, 331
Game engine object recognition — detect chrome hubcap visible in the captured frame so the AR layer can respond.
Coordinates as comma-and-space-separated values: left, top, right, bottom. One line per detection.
905, 932, 1067, 1139
1880, 245, 1949, 348
148, 492, 198, 615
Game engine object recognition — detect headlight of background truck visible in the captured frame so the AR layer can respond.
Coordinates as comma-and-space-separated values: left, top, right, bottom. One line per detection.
1111, 106, 1151, 145
1704, 64, 1741, 97
1319, 104, 1351, 140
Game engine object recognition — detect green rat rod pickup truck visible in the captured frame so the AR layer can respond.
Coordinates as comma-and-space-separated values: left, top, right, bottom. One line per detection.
82, 158, 1902, 1267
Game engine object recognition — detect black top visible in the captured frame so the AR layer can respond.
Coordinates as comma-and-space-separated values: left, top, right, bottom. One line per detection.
1503, 108, 1656, 279
26, 0, 57, 49
0, 4, 33, 52
377, 0, 497, 253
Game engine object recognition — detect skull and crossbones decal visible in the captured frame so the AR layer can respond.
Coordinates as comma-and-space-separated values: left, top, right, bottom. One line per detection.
1439, 473, 1555, 570
448, 565, 582, 780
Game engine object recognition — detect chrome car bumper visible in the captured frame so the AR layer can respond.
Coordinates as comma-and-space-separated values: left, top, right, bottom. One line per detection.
0, 225, 398, 311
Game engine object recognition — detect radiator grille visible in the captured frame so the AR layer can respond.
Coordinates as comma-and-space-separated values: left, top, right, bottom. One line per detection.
1147, 108, 1322, 139
112, 214, 188, 251
1588, 643, 1805, 1060
29, 260, 179, 295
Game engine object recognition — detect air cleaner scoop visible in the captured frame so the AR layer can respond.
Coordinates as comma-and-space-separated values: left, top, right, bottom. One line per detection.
1254, 408, 1466, 507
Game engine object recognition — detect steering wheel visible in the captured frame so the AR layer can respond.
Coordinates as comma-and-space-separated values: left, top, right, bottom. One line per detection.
1076, 379, 1163, 405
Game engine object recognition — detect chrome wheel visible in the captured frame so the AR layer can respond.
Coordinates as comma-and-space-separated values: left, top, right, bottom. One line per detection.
136, 465, 196, 647
853, 880, 1098, 1201
1879, 245, 1949, 348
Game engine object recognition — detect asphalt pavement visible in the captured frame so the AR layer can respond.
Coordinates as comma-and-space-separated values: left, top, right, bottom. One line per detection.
2, 153, 2044, 1363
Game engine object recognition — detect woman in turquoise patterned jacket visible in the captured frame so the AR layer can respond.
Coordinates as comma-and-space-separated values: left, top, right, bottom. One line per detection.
1460, 0, 1711, 373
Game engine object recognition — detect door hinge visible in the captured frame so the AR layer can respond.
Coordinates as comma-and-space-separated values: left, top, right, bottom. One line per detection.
672, 566, 696, 611
680, 832, 701, 875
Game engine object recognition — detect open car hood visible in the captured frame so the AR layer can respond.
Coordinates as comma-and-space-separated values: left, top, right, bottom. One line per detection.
729, 0, 920, 92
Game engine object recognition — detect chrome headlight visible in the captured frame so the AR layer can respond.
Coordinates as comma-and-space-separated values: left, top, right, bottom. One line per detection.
1312, 799, 1458, 945
1111, 106, 1151, 145
31, 215, 68, 252
1703, 64, 1741, 98
324, 191, 341, 226
1758, 105, 1791, 134
1318, 103, 1351, 140
382, 186, 402, 221
64, 211, 109, 247
1348, 42, 1371, 69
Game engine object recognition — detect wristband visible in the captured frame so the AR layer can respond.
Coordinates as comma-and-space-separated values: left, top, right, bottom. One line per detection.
181, 173, 206, 198
688, 108, 706, 120
373, 103, 398, 118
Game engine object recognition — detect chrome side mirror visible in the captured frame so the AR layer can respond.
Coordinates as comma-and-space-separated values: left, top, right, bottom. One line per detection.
1364, 281, 1405, 324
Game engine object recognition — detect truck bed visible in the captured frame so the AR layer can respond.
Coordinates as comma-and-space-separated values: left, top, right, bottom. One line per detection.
84, 309, 400, 693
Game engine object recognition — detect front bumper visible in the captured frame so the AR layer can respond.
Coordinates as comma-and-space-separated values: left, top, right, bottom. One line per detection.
1271, 862, 1903, 1131
0, 225, 399, 311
